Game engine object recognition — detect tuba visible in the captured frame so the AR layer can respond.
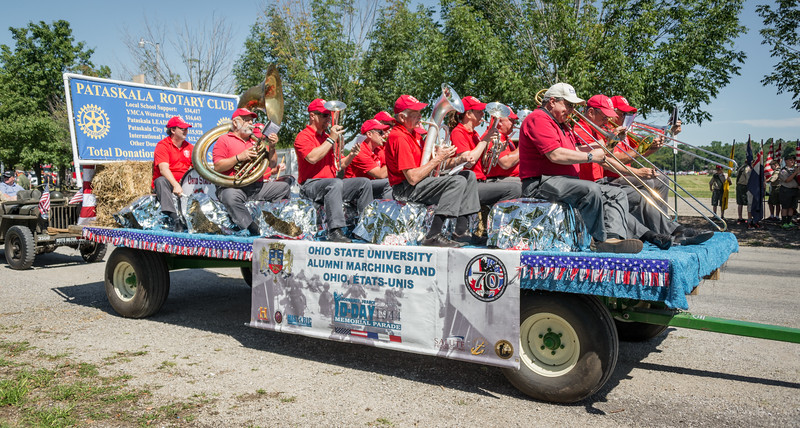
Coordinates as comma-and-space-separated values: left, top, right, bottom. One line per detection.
420, 84, 465, 176
192, 64, 284, 187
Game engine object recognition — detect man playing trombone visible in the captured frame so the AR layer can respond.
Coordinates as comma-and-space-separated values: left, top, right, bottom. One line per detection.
519, 83, 643, 254
213, 108, 291, 236
386, 95, 480, 248
294, 99, 373, 243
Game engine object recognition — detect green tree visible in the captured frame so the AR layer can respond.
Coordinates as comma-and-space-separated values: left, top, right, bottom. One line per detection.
438, 0, 747, 124
757, 0, 800, 111
233, 0, 378, 147
0, 20, 109, 186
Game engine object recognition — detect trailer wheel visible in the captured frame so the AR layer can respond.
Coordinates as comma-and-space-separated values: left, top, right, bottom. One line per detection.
104, 248, 169, 318
502, 291, 618, 403
4, 226, 36, 270
80, 241, 107, 263
240, 266, 253, 287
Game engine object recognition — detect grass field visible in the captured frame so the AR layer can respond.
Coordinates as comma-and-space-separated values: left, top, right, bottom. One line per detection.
672, 175, 717, 199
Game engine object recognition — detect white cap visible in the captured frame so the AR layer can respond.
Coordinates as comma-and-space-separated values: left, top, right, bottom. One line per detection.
543, 82, 584, 104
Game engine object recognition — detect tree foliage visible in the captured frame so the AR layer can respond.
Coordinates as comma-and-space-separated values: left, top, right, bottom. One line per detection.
0, 20, 109, 183
234, 0, 746, 144
757, 0, 800, 111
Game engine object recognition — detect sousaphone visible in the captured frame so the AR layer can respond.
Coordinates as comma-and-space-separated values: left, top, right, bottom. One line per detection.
192, 64, 284, 187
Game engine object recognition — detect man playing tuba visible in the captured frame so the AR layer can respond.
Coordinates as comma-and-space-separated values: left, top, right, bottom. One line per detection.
212, 108, 291, 236
294, 99, 373, 243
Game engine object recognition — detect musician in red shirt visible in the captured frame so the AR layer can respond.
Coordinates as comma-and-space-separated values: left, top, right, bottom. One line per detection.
385, 95, 480, 247
294, 99, 372, 243
483, 109, 520, 181
212, 108, 290, 236
152, 116, 194, 231
344, 119, 392, 199
518, 83, 642, 253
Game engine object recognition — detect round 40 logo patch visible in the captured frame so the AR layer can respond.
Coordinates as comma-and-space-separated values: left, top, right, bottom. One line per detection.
76, 104, 110, 139
464, 254, 508, 302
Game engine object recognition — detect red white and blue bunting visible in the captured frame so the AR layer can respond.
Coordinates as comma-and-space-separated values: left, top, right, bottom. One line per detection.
520, 254, 670, 288
82, 227, 255, 261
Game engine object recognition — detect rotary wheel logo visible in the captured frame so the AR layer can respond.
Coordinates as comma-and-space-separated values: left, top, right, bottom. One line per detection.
464, 254, 508, 302
76, 104, 110, 139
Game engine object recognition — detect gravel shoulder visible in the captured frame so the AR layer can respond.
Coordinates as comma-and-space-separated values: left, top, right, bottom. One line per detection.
1, 243, 799, 427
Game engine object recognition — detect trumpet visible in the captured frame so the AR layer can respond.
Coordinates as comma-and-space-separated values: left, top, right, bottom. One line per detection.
481, 102, 512, 176
324, 100, 347, 172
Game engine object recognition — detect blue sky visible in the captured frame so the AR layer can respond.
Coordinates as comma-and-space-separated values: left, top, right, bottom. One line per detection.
1, 0, 798, 147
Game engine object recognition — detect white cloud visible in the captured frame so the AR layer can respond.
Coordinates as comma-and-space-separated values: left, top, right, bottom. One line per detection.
739, 117, 800, 127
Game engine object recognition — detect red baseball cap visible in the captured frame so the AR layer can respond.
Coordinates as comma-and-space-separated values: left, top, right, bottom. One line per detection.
611, 95, 637, 113
461, 96, 486, 111
307, 98, 331, 114
394, 95, 428, 113
232, 108, 258, 120
508, 107, 518, 120
253, 123, 265, 139
586, 95, 616, 117
360, 119, 390, 135
166, 116, 192, 129
373, 111, 394, 122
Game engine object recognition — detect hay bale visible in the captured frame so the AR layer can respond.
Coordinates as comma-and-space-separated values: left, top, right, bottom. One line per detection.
92, 161, 152, 227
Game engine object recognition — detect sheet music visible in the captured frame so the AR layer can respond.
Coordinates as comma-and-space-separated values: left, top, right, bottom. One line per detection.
264, 122, 281, 136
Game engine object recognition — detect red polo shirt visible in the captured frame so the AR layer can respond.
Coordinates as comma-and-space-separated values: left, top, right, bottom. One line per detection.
573, 118, 607, 182
386, 124, 422, 186
480, 131, 519, 178
211, 132, 262, 181
345, 140, 382, 179
152, 136, 194, 188
450, 123, 486, 180
295, 125, 337, 184
518, 108, 580, 178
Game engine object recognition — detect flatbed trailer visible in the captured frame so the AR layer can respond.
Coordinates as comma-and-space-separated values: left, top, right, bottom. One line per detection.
82, 226, 800, 403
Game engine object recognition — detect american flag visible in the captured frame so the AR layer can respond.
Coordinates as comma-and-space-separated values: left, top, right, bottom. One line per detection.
764, 142, 774, 179
69, 189, 83, 205
39, 184, 50, 219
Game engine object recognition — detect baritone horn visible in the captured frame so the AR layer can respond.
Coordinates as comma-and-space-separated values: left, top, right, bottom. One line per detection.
481, 102, 512, 176
420, 84, 465, 177
324, 100, 347, 171
192, 64, 284, 187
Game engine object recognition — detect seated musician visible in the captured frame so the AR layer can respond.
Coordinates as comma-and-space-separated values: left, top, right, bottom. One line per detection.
482, 108, 520, 183
253, 123, 289, 184
212, 108, 290, 236
294, 99, 373, 243
449, 96, 522, 243
373, 111, 395, 127
152, 116, 194, 232
606, 95, 713, 245
344, 119, 393, 200
518, 83, 643, 254
386, 95, 480, 248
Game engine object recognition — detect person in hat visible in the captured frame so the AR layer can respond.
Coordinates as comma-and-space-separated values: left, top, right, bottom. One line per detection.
1, 170, 24, 201
482, 108, 520, 182
766, 159, 781, 221
518, 83, 643, 253
213, 108, 291, 236
344, 119, 393, 200
710, 165, 732, 219
449, 96, 521, 243
152, 116, 194, 231
373, 111, 394, 127
294, 99, 373, 243
778, 154, 799, 228
14, 166, 31, 190
385, 94, 480, 248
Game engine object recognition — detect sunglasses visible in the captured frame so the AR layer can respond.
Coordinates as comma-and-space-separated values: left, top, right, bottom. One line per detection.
314, 112, 331, 118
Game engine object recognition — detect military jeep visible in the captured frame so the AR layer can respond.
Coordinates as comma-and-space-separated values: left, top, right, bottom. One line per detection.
0, 188, 106, 270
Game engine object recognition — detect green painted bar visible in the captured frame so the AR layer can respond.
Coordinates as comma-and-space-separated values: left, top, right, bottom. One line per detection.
618, 309, 800, 344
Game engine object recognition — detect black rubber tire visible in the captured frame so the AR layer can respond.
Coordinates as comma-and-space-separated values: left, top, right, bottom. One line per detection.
104, 248, 170, 318
502, 291, 619, 403
614, 319, 669, 342
80, 242, 107, 263
4, 225, 36, 270
240, 266, 253, 287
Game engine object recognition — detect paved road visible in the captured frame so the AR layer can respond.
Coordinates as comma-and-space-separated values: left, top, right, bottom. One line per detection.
1, 244, 798, 427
